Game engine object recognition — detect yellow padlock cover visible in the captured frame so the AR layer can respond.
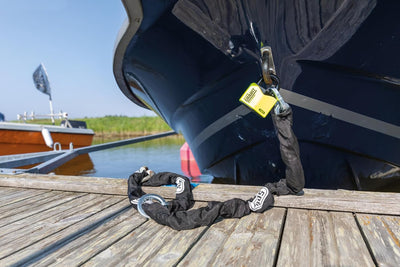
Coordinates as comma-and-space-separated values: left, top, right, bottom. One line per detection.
239, 83, 277, 118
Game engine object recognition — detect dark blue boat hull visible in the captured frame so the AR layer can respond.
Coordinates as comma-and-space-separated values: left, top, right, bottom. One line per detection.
114, 0, 400, 191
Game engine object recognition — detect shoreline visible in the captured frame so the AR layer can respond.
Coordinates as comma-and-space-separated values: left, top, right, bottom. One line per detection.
12, 116, 173, 138
92, 132, 184, 145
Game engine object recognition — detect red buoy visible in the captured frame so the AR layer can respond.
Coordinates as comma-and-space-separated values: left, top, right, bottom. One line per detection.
180, 142, 202, 179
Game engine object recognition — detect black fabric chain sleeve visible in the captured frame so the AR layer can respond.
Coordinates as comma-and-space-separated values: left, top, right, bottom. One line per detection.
128, 171, 274, 231
271, 107, 305, 194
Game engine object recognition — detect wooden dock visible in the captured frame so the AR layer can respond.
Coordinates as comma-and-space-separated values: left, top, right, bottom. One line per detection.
0, 173, 399, 266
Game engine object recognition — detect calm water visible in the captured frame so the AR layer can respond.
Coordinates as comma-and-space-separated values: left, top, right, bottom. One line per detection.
52, 135, 213, 183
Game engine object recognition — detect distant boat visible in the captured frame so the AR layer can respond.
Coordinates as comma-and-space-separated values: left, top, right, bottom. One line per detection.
0, 121, 94, 156
0, 64, 94, 156
113, 0, 400, 191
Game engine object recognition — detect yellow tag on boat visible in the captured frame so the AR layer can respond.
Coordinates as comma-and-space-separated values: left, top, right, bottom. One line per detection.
239, 83, 277, 118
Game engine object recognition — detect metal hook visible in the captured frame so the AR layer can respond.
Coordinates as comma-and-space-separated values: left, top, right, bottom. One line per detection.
53, 142, 62, 151
260, 46, 276, 86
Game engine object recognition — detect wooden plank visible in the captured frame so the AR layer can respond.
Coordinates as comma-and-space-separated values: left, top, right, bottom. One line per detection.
0, 187, 45, 195
0, 190, 59, 219
0, 186, 24, 197
83, 220, 165, 266
26, 206, 146, 266
0, 188, 49, 208
0, 173, 128, 194
180, 207, 286, 266
214, 208, 285, 267
0, 192, 78, 238
0, 193, 100, 237
0, 173, 175, 198
144, 202, 209, 266
329, 212, 375, 265
178, 214, 238, 266
193, 184, 261, 201
2, 174, 400, 215
356, 214, 400, 266
0, 191, 84, 228
0, 194, 120, 254
194, 184, 400, 215
114, 221, 204, 267
277, 209, 374, 266
0, 186, 18, 192
85, 204, 208, 266
275, 189, 400, 215
139, 225, 206, 266
0, 199, 131, 266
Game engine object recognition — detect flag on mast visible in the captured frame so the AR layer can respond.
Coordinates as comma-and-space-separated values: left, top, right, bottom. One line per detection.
33, 63, 52, 100
32, 63, 55, 123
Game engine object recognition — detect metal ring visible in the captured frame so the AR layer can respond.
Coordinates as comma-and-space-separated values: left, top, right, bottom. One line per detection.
270, 74, 280, 89
137, 194, 167, 218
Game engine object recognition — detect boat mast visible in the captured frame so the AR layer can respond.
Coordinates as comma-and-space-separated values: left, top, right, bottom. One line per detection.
42, 65, 55, 124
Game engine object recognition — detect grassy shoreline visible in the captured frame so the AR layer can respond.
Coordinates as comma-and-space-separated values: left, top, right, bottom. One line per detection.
83, 116, 172, 137
19, 116, 173, 137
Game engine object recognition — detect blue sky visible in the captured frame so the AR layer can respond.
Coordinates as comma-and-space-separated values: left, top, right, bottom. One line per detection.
0, 0, 155, 120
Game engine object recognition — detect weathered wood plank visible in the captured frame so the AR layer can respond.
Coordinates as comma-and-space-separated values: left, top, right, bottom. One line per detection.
2, 174, 399, 215
83, 220, 165, 266
275, 189, 400, 215
0, 173, 176, 198
194, 184, 400, 215
0, 194, 123, 259
329, 212, 376, 265
120, 222, 204, 267
0, 173, 128, 194
277, 209, 374, 266
0, 192, 79, 238
28, 207, 146, 266
84, 204, 208, 266
141, 225, 206, 266
180, 207, 286, 267
178, 217, 238, 267
0, 194, 118, 245
144, 202, 208, 266
0, 187, 49, 207
193, 184, 261, 201
356, 214, 400, 266
0, 186, 25, 197
0, 186, 19, 192
0, 199, 131, 266
214, 208, 285, 267
0, 191, 84, 228
0, 190, 56, 219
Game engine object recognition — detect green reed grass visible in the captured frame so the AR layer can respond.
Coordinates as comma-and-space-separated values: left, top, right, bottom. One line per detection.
83, 116, 171, 136
20, 116, 172, 137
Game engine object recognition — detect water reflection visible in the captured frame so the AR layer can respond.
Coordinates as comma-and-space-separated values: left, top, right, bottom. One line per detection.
2, 145, 96, 176
53, 154, 95, 176
86, 135, 213, 183
87, 135, 185, 178
3, 135, 213, 183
